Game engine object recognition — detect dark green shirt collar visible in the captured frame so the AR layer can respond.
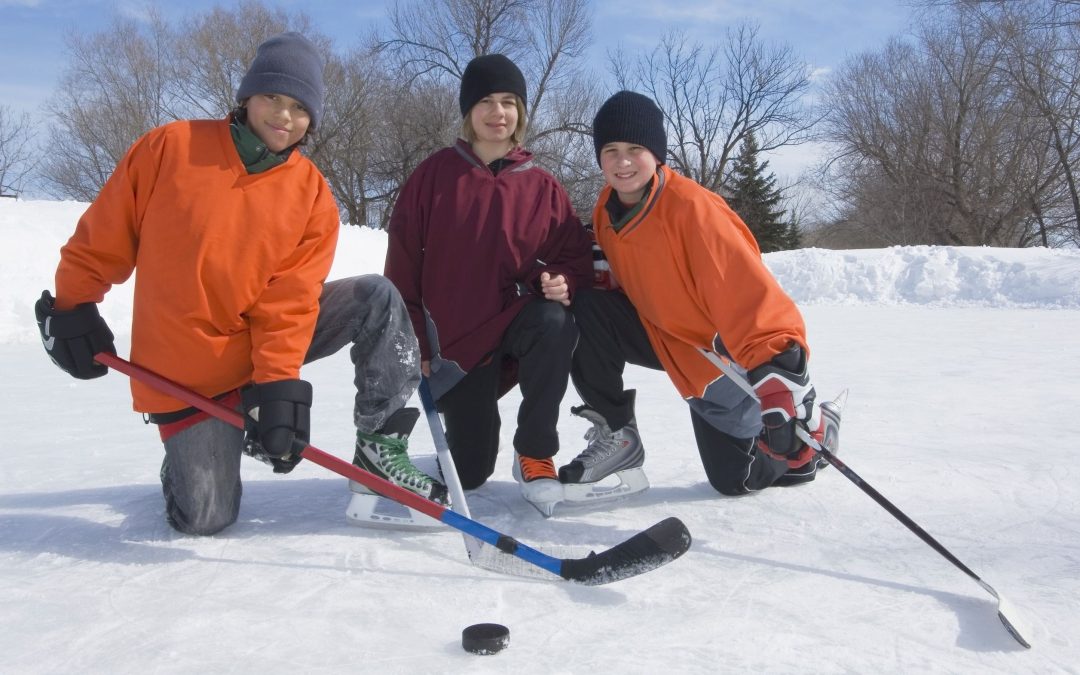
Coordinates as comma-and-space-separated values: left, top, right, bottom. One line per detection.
229, 117, 290, 174
605, 175, 656, 232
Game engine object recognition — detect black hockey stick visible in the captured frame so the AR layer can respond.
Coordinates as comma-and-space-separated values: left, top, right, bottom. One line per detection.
699, 348, 1031, 648
795, 428, 1032, 648
98, 353, 691, 585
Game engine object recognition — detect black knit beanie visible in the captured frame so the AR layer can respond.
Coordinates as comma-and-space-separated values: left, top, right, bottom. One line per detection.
592, 90, 667, 166
237, 32, 325, 129
458, 54, 527, 117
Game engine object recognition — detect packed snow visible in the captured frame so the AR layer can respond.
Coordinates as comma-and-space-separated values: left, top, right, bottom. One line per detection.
1, 198, 1078, 673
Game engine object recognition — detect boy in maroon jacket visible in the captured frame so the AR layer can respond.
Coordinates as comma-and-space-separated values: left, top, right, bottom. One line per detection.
384, 54, 592, 516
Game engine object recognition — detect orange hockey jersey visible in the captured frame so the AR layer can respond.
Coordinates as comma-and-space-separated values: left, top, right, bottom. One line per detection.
592, 164, 807, 399
54, 118, 340, 413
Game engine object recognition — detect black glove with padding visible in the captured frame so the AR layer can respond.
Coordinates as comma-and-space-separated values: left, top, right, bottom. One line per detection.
747, 343, 817, 468
35, 290, 115, 380
241, 379, 312, 474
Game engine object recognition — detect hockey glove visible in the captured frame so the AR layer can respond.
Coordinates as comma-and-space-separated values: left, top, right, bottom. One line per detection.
241, 379, 312, 474
35, 290, 115, 380
748, 343, 817, 468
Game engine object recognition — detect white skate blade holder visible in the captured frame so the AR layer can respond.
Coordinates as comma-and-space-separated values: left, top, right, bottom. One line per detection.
561, 467, 650, 506
346, 481, 443, 530
512, 453, 564, 518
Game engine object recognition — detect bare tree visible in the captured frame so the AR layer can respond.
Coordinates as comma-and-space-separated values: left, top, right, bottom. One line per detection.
308, 49, 457, 228
0, 106, 37, 197
41, 13, 175, 200
996, 9, 1080, 242
821, 13, 1063, 247
365, 78, 462, 228
932, 1, 1080, 242
612, 24, 818, 195
910, 0, 1080, 29
380, 0, 529, 81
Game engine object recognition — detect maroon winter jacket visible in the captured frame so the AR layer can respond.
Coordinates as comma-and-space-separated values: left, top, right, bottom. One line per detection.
385, 139, 591, 399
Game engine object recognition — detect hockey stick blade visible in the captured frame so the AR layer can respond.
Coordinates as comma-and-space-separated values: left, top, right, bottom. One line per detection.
418, 378, 686, 581
697, 347, 1030, 648
97, 353, 692, 586
558, 516, 691, 585
797, 427, 1033, 649
975, 579, 1032, 650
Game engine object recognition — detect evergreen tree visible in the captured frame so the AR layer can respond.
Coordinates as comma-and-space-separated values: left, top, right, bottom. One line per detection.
726, 132, 800, 252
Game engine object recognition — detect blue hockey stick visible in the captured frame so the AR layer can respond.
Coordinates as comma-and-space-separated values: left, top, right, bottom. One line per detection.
98, 352, 691, 585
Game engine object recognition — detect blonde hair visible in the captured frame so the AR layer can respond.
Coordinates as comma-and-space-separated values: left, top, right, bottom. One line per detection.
461, 95, 528, 147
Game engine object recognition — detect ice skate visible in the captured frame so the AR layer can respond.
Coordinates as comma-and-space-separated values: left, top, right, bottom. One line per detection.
512, 453, 563, 517
347, 407, 448, 530
558, 402, 649, 506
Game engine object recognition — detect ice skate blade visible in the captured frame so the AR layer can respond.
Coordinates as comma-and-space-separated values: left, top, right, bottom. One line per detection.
519, 482, 563, 518
512, 453, 563, 517
523, 497, 559, 518
346, 486, 444, 531
562, 467, 649, 505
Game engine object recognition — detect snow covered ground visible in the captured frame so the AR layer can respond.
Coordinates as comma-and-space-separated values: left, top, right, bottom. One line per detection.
2, 199, 1078, 673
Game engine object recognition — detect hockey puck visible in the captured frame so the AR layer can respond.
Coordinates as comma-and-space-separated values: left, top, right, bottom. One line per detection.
461, 623, 509, 655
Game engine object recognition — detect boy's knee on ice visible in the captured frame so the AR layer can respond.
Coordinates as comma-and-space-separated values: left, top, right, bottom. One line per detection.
161, 418, 243, 535
692, 413, 789, 496
457, 464, 495, 491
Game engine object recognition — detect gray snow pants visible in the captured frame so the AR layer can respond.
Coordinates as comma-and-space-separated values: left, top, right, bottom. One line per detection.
159, 274, 420, 535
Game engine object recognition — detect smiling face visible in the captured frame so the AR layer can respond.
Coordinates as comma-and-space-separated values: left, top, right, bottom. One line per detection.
243, 93, 311, 153
467, 92, 520, 147
599, 142, 659, 204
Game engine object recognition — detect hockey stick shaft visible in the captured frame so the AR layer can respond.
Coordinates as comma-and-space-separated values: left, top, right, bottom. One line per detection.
97, 353, 690, 584
699, 348, 1030, 648
417, 378, 484, 559
792, 429, 1030, 648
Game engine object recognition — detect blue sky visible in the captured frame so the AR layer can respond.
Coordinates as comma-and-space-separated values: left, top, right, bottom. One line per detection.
0, 0, 914, 178
1, 0, 914, 113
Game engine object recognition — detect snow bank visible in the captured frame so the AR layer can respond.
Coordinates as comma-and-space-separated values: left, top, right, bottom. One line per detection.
768, 245, 1080, 308
3, 198, 1078, 345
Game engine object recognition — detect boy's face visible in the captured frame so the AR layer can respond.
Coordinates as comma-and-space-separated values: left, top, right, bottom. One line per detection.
244, 93, 311, 152
599, 142, 658, 204
468, 92, 520, 146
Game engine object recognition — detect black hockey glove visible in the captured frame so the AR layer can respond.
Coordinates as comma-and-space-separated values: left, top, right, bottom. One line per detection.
241, 379, 312, 474
35, 290, 115, 380
748, 343, 817, 468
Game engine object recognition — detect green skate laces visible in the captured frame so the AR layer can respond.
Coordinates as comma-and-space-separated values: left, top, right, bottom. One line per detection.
356, 431, 433, 491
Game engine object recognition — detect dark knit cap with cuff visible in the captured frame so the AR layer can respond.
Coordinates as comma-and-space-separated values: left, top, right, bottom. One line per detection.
459, 54, 527, 117
592, 90, 667, 166
237, 32, 325, 129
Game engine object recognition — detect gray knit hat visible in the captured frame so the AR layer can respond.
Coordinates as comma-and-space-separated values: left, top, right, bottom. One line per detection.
459, 54, 527, 117
237, 32, 325, 128
592, 90, 667, 166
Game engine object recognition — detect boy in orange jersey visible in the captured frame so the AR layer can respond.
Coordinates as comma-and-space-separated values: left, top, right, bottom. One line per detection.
34, 33, 445, 536
562, 90, 830, 496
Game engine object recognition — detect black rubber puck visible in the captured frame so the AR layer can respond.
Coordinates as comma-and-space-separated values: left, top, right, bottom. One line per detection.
461, 623, 509, 655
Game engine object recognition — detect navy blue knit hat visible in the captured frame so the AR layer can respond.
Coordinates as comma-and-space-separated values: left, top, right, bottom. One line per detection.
459, 54, 527, 117
592, 90, 667, 166
237, 32, 325, 128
